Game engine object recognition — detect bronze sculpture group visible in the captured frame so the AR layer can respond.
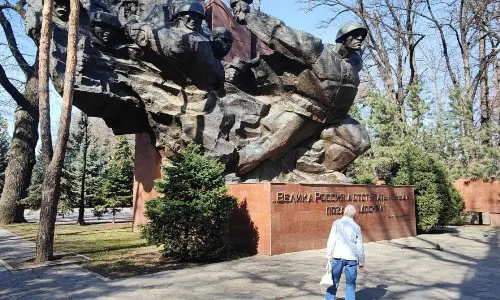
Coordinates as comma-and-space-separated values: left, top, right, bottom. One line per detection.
25, 0, 371, 183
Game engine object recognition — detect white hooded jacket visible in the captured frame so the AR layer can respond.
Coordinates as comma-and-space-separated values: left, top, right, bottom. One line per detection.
326, 216, 365, 266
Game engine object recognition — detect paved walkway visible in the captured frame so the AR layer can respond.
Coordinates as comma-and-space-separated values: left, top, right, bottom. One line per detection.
0, 226, 499, 300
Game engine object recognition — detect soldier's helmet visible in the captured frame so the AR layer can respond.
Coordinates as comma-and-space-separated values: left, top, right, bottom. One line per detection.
172, 1, 206, 20
335, 21, 368, 43
90, 11, 121, 29
120, 0, 138, 5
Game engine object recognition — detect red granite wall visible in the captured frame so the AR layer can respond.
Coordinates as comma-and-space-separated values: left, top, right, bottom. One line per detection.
227, 184, 272, 255
205, 0, 272, 62
227, 183, 416, 255
132, 133, 162, 231
454, 179, 500, 227
132, 136, 417, 254
490, 214, 500, 227
206, 0, 251, 61
454, 179, 500, 213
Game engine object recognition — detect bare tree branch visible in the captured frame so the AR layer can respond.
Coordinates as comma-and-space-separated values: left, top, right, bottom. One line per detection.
0, 0, 26, 18
425, 0, 459, 86
0, 64, 30, 109
0, 9, 32, 77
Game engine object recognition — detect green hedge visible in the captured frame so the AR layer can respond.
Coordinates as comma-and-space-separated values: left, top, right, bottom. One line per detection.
390, 147, 464, 231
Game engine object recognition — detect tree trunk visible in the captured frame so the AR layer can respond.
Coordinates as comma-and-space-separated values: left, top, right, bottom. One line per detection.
0, 75, 39, 224
459, 1, 474, 138
36, 0, 56, 261
479, 30, 490, 145
37, 0, 54, 171
14, 204, 27, 223
36, 166, 60, 260
36, 0, 79, 262
494, 55, 500, 147
77, 114, 89, 226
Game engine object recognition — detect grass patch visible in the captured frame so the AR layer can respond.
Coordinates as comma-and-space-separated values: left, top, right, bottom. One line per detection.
4, 222, 199, 279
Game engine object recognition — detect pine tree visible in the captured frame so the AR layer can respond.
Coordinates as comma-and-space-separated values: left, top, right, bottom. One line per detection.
0, 127, 10, 193
344, 91, 409, 184
141, 144, 237, 261
22, 115, 111, 218
22, 153, 43, 210
84, 144, 108, 208
98, 136, 134, 222
58, 156, 77, 217
23, 148, 80, 218
57, 116, 83, 217
70, 113, 90, 225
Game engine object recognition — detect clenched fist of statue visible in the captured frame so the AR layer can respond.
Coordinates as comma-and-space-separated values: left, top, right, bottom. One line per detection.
230, 0, 252, 23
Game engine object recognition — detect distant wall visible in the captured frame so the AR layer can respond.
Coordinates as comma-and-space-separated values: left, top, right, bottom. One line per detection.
454, 179, 500, 227
454, 179, 500, 213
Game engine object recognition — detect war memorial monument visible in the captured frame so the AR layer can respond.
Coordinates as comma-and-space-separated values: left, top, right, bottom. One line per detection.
26, 0, 416, 254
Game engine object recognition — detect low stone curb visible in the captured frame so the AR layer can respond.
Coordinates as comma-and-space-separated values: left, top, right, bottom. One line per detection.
0, 258, 13, 271
79, 267, 111, 282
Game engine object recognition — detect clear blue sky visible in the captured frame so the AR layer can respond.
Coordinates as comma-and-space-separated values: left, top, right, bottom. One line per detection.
258, 0, 348, 44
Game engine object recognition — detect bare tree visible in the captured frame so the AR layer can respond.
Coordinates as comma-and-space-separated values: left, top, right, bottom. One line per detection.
0, 0, 39, 224
479, 27, 490, 145
426, 1, 500, 137
493, 53, 500, 147
299, 1, 499, 139
36, 0, 79, 262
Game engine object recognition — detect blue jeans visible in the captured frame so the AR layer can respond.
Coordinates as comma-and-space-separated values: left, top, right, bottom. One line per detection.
324, 258, 358, 300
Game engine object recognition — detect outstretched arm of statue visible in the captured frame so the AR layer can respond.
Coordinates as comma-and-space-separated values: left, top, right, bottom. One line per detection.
231, 0, 323, 66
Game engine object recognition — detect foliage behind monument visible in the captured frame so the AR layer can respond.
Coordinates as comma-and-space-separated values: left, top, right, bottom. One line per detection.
96, 136, 134, 221
345, 92, 465, 231
141, 144, 237, 261
390, 147, 464, 232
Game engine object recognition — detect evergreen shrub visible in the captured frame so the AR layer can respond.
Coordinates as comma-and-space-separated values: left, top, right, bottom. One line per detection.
141, 144, 237, 261
390, 147, 464, 231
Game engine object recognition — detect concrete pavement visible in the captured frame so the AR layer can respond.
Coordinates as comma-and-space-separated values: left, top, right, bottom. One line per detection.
0, 226, 499, 299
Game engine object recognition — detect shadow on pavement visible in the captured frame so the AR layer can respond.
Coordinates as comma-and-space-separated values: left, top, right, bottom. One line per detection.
2, 226, 499, 299
384, 226, 500, 299
456, 228, 500, 299
356, 284, 388, 299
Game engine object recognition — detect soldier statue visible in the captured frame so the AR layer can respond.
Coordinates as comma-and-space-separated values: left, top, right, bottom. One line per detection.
126, 1, 223, 89
26, 0, 371, 183
229, 0, 368, 174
